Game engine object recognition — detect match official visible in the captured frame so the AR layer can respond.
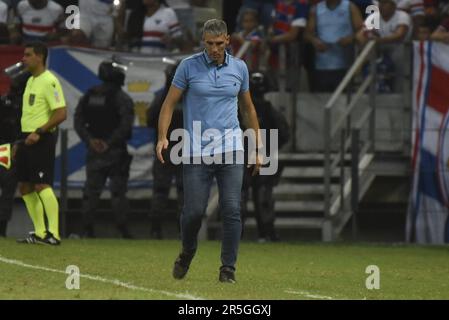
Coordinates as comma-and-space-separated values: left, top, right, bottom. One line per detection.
16, 42, 67, 245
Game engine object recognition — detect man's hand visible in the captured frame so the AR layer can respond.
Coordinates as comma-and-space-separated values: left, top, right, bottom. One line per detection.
156, 138, 169, 164
248, 150, 263, 176
337, 35, 354, 47
25, 133, 40, 146
89, 139, 109, 153
312, 38, 328, 52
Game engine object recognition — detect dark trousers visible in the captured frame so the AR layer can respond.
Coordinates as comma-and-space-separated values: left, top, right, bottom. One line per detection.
0, 166, 17, 222
151, 158, 183, 236
82, 149, 132, 227
312, 69, 347, 93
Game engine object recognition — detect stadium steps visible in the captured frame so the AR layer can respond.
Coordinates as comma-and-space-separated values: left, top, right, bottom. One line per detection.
206, 152, 376, 241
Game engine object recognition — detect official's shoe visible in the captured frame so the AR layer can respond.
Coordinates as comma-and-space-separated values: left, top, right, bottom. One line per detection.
219, 266, 236, 283
172, 251, 194, 279
17, 232, 46, 244
42, 232, 61, 246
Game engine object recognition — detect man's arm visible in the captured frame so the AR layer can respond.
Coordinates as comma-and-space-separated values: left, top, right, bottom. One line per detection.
431, 26, 449, 44
377, 25, 409, 44
74, 95, 91, 142
25, 107, 67, 145
338, 3, 364, 46
39, 108, 67, 133
304, 7, 328, 52
156, 85, 183, 163
106, 94, 135, 147
239, 90, 262, 175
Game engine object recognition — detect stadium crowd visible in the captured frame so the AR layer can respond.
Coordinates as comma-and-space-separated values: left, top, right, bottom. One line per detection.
0, 0, 448, 92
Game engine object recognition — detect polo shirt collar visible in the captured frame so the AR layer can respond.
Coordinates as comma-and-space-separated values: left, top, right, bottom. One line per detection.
203, 50, 229, 68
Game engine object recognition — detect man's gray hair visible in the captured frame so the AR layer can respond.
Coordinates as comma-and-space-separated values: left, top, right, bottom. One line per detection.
202, 19, 228, 37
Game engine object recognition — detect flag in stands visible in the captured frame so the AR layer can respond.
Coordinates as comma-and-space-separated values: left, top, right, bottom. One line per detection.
407, 41, 449, 244
0, 143, 11, 170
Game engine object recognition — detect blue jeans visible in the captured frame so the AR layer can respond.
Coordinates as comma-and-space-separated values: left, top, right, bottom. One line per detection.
181, 159, 244, 269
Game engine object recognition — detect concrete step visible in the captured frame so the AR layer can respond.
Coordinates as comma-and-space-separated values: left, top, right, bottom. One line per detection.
209, 217, 324, 229
246, 200, 324, 213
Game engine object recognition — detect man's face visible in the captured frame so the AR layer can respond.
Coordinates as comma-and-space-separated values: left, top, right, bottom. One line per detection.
379, 0, 396, 18
22, 47, 42, 72
203, 33, 230, 64
241, 13, 258, 32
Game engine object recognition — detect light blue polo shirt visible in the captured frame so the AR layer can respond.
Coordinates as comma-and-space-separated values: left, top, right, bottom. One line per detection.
172, 50, 249, 157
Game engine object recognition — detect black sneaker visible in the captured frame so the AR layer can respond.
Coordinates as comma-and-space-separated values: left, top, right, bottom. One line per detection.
42, 232, 61, 246
172, 251, 195, 279
219, 266, 236, 283
17, 232, 46, 244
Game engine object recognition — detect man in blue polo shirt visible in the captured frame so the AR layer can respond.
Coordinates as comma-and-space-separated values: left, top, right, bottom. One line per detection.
156, 19, 262, 283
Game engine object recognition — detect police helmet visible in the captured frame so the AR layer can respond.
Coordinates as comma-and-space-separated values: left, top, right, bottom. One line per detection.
98, 60, 127, 86
249, 71, 271, 96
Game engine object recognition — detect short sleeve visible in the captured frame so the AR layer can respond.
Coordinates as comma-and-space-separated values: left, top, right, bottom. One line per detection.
45, 77, 66, 110
166, 8, 182, 38
172, 59, 188, 90
397, 11, 411, 28
240, 61, 249, 93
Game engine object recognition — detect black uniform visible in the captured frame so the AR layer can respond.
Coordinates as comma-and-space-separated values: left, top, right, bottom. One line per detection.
147, 71, 183, 239
240, 72, 290, 242
74, 82, 134, 238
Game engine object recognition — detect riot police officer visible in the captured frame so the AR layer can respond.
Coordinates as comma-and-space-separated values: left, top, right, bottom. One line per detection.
240, 71, 290, 242
0, 70, 29, 237
74, 60, 134, 238
147, 61, 183, 239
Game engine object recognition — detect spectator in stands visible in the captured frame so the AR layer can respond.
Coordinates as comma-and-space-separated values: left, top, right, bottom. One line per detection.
430, 16, 449, 43
356, 0, 412, 45
304, 0, 364, 92
396, 0, 425, 34
231, 9, 265, 72
11, 0, 65, 44
66, 0, 117, 48
0, 0, 9, 43
415, 14, 439, 39
236, 0, 276, 32
126, 0, 183, 54
266, 0, 309, 84
357, 0, 412, 92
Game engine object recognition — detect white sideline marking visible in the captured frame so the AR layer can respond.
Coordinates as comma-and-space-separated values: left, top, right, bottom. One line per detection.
285, 289, 335, 300
0, 254, 204, 300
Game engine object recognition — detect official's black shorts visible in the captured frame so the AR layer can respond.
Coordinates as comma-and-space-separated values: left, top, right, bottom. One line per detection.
16, 132, 57, 185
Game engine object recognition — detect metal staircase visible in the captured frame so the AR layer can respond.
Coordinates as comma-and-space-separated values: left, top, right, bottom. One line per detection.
205, 41, 380, 241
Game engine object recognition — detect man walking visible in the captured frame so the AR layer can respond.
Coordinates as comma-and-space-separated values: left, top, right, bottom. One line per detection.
157, 19, 262, 283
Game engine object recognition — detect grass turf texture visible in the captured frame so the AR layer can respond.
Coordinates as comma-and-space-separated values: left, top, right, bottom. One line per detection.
0, 238, 448, 299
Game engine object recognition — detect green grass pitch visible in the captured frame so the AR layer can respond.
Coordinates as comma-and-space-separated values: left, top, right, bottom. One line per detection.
1, 238, 448, 299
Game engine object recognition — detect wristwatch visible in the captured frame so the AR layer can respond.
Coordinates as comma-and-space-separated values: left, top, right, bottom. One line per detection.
35, 128, 45, 135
